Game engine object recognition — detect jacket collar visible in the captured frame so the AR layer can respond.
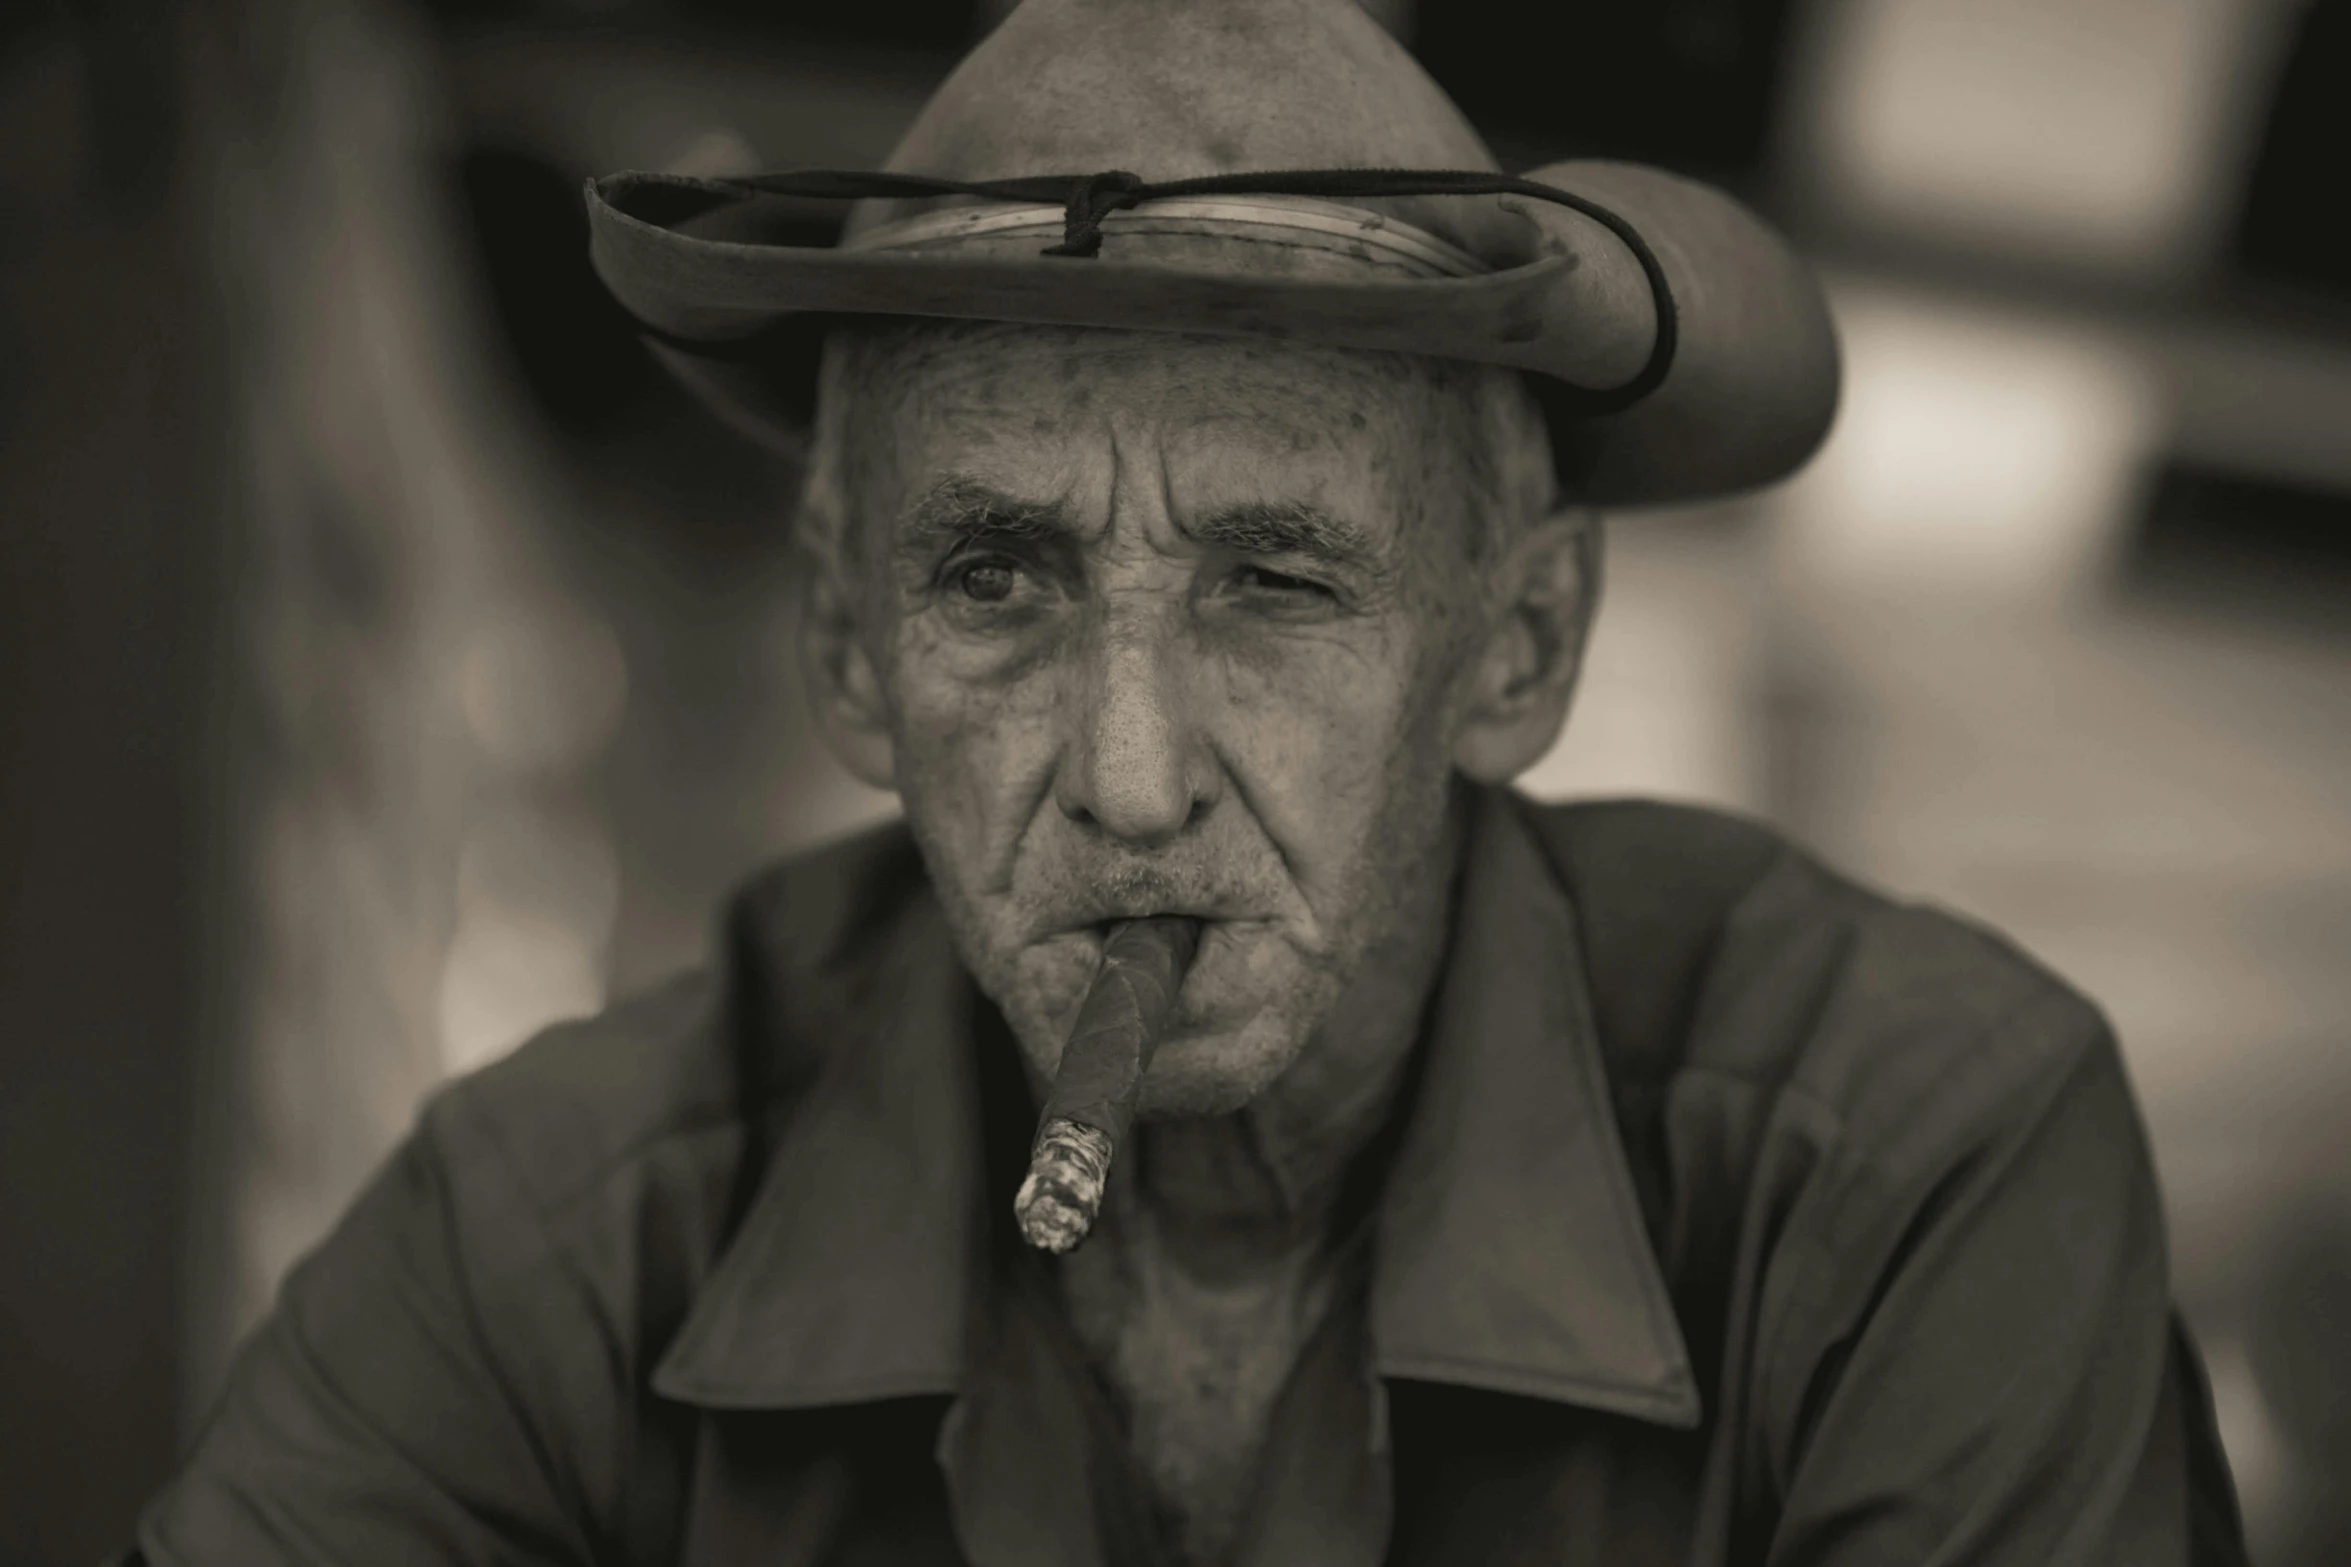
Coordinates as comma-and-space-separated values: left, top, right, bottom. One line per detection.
1367, 790, 1700, 1425
653, 788, 1700, 1430
651, 882, 984, 1409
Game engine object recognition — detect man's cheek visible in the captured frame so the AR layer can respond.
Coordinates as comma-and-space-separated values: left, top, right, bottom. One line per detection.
890, 664, 1061, 897
1214, 662, 1415, 873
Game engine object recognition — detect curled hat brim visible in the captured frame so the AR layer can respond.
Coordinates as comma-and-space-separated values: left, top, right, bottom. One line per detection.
583, 163, 1841, 508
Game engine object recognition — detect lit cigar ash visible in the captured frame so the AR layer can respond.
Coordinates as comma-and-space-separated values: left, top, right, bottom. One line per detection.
1014, 916, 1200, 1252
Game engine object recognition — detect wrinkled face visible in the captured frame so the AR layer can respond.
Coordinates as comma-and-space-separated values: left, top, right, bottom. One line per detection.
830, 327, 1512, 1115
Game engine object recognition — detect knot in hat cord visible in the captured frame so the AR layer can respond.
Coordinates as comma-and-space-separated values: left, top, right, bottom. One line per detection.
656, 165, 1681, 412
1041, 169, 1149, 257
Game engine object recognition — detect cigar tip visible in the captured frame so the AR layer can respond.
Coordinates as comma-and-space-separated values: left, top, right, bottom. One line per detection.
1015, 1116, 1114, 1252
1013, 1180, 1091, 1253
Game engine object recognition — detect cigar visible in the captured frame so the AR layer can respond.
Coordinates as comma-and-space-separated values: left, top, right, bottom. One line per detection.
1013, 916, 1200, 1252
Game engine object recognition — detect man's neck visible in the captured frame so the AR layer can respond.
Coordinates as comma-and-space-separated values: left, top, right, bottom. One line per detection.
1051, 788, 1466, 1566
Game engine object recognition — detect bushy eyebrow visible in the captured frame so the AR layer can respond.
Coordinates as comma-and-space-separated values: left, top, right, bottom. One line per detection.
1185, 500, 1381, 571
898, 478, 1074, 556
896, 479, 1380, 572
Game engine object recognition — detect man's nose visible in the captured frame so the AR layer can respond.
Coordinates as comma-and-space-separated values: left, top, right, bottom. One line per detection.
1056, 619, 1215, 845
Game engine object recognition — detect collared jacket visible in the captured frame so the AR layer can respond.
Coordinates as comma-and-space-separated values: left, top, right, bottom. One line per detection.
129, 790, 2249, 1566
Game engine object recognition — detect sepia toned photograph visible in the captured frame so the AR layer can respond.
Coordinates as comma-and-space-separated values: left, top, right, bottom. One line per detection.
4, 0, 2347, 1562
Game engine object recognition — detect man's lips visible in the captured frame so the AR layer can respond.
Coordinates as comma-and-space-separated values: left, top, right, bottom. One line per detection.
1036, 901, 1256, 940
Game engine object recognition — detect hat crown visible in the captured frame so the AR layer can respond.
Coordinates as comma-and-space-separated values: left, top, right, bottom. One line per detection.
859, 0, 1499, 237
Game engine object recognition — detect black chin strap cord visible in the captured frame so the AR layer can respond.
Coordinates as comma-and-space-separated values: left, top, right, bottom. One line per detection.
678, 165, 1680, 408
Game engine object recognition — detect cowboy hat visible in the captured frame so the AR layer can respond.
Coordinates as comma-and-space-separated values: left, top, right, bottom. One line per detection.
583, 0, 1840, 507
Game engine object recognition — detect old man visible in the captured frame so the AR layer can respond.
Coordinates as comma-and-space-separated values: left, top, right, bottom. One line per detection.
128, 1, 2246, 1563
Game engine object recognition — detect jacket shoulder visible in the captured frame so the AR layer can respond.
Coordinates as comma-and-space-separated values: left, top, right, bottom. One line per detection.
419, 970, 735, 1222
1521, 795, 2112, 1162
420, 816, 928, 1223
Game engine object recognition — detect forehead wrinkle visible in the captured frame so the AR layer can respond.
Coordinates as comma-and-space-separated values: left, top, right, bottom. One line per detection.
1167, 398, 1386, 467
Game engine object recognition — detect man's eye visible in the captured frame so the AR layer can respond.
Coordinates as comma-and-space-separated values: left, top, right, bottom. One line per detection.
953, 559, 1021, 603
1234, 566, 1332, 598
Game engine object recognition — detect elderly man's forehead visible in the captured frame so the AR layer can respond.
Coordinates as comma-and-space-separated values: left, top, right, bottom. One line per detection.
840, 321, 1454, 439
811, 320, 1545, 581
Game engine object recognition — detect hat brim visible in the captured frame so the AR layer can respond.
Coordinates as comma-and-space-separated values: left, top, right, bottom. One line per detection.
583, 166, 1839, 507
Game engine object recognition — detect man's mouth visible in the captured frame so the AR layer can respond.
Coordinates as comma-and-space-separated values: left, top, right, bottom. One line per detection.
1046, 901, 1241, 941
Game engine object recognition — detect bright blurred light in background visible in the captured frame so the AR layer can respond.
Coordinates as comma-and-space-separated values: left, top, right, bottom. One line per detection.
1774, 279, 2162, 597
1516, 511, 1774, 812
456, 595, 630, 774
1788, 0, 2302, 279
442, 594, 633, 1071
440, 799, 622, 1072
1521, 270, 2167, 811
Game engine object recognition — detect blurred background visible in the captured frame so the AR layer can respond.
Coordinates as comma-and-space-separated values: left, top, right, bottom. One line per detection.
3, 0, 2348, 1560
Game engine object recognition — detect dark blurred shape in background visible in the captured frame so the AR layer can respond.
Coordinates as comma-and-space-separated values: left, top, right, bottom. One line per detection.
2128, 461, 2351, 630
2236, 0, 2351, 299
1412, 0, 1802, 181
1, 5, 209, 1561
3, 3, 2349, 1564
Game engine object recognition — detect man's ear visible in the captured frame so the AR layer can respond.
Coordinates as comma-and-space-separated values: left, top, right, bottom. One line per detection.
797, 540, 899, 791
1451, 507, 1602, 784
